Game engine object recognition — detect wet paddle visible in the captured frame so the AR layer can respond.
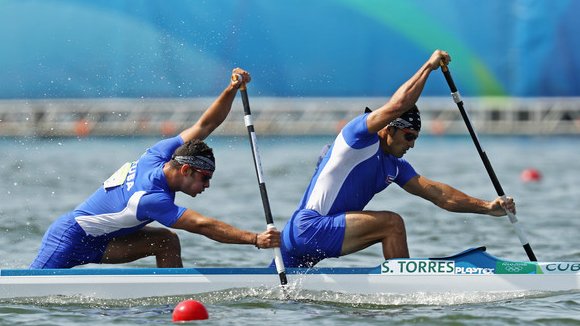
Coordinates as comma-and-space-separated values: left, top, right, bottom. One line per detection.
440, 64, 538, 262
233, 74, 288, 285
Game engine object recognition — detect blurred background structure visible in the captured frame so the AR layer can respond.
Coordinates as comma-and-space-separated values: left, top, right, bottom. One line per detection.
1, 0, 580, 136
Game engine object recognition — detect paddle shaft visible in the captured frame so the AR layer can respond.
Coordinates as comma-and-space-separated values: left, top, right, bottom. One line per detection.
440, 65, 537, 262
236, 77, 288, 285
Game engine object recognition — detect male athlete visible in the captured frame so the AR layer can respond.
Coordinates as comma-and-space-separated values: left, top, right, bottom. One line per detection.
31, 68, 280, 269
278, 50, 516, 267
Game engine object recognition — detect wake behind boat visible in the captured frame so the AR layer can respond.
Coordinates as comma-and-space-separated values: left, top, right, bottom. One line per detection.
2, 247, 580, 299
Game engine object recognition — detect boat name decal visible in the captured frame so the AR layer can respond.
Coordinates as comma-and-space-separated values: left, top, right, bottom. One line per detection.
381, 260, 455, 275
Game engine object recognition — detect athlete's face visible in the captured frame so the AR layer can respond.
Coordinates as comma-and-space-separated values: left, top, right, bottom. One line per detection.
182, 166, 212, 197
381, 126, 418, 158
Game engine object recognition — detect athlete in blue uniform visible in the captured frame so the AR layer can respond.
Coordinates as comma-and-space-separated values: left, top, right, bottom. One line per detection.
279, 50, 516, 267
30, 68, 280, 269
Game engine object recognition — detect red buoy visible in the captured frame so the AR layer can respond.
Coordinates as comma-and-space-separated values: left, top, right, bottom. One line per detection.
520, 168, 542, 183
172, 299, 209, 322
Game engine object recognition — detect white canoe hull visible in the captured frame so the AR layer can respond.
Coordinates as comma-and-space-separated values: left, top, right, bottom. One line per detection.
3, 272, 580, 299
2, 247, 580, 299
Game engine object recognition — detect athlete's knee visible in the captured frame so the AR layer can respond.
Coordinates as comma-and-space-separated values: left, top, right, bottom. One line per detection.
148, 228, 182, 252
162, 229, 181, 251
378, 211, 406, 236
144, 228, 183, 267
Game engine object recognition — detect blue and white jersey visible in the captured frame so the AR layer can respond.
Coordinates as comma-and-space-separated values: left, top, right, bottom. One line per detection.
72, 135, 187, 239
297, 113, 418, 215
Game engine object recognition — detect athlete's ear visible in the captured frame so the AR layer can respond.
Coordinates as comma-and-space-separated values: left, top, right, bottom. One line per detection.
179, 164, 192, 176
382, 126, 396, 138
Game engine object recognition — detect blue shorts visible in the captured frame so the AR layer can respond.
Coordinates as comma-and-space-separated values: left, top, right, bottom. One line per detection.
278, 209, 346, 267
30, 212, 109, 269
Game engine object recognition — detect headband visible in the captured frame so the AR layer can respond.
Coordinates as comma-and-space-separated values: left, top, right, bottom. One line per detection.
173, 155, 215, 172
387, 106, 421, 132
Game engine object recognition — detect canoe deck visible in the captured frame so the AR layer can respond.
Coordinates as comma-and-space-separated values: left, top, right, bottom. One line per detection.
2, 247, 579, 299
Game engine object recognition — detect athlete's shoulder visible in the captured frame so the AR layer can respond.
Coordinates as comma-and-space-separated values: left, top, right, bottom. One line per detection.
340, 113, 378, 149
146, 135, 184, 160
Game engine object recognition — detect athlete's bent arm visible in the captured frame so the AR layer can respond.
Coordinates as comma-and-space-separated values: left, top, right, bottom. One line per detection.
171, 209, 280, 248
402, 175, 514, 217
366, 50, 451, 133
179, 68, 251, 142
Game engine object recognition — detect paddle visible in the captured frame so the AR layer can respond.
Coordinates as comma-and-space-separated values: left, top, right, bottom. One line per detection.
233, 74, 288, 285
439, 64, 538, 262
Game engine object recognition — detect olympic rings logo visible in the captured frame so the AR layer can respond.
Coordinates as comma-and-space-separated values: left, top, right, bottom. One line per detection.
502, 263, 526, 273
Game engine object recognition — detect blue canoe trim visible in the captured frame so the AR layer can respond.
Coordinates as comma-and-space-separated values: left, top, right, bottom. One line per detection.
0, 266, 379, 277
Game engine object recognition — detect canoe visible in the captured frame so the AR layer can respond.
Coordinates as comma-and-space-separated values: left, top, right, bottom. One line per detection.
2, 247, 579, 299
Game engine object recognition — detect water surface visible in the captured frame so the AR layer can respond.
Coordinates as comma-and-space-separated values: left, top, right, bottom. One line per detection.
1, 134, 579, 325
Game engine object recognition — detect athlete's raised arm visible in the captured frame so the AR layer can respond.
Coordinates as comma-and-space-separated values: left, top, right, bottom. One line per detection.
179, 68, 251, 142
366, 50, 450, 133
